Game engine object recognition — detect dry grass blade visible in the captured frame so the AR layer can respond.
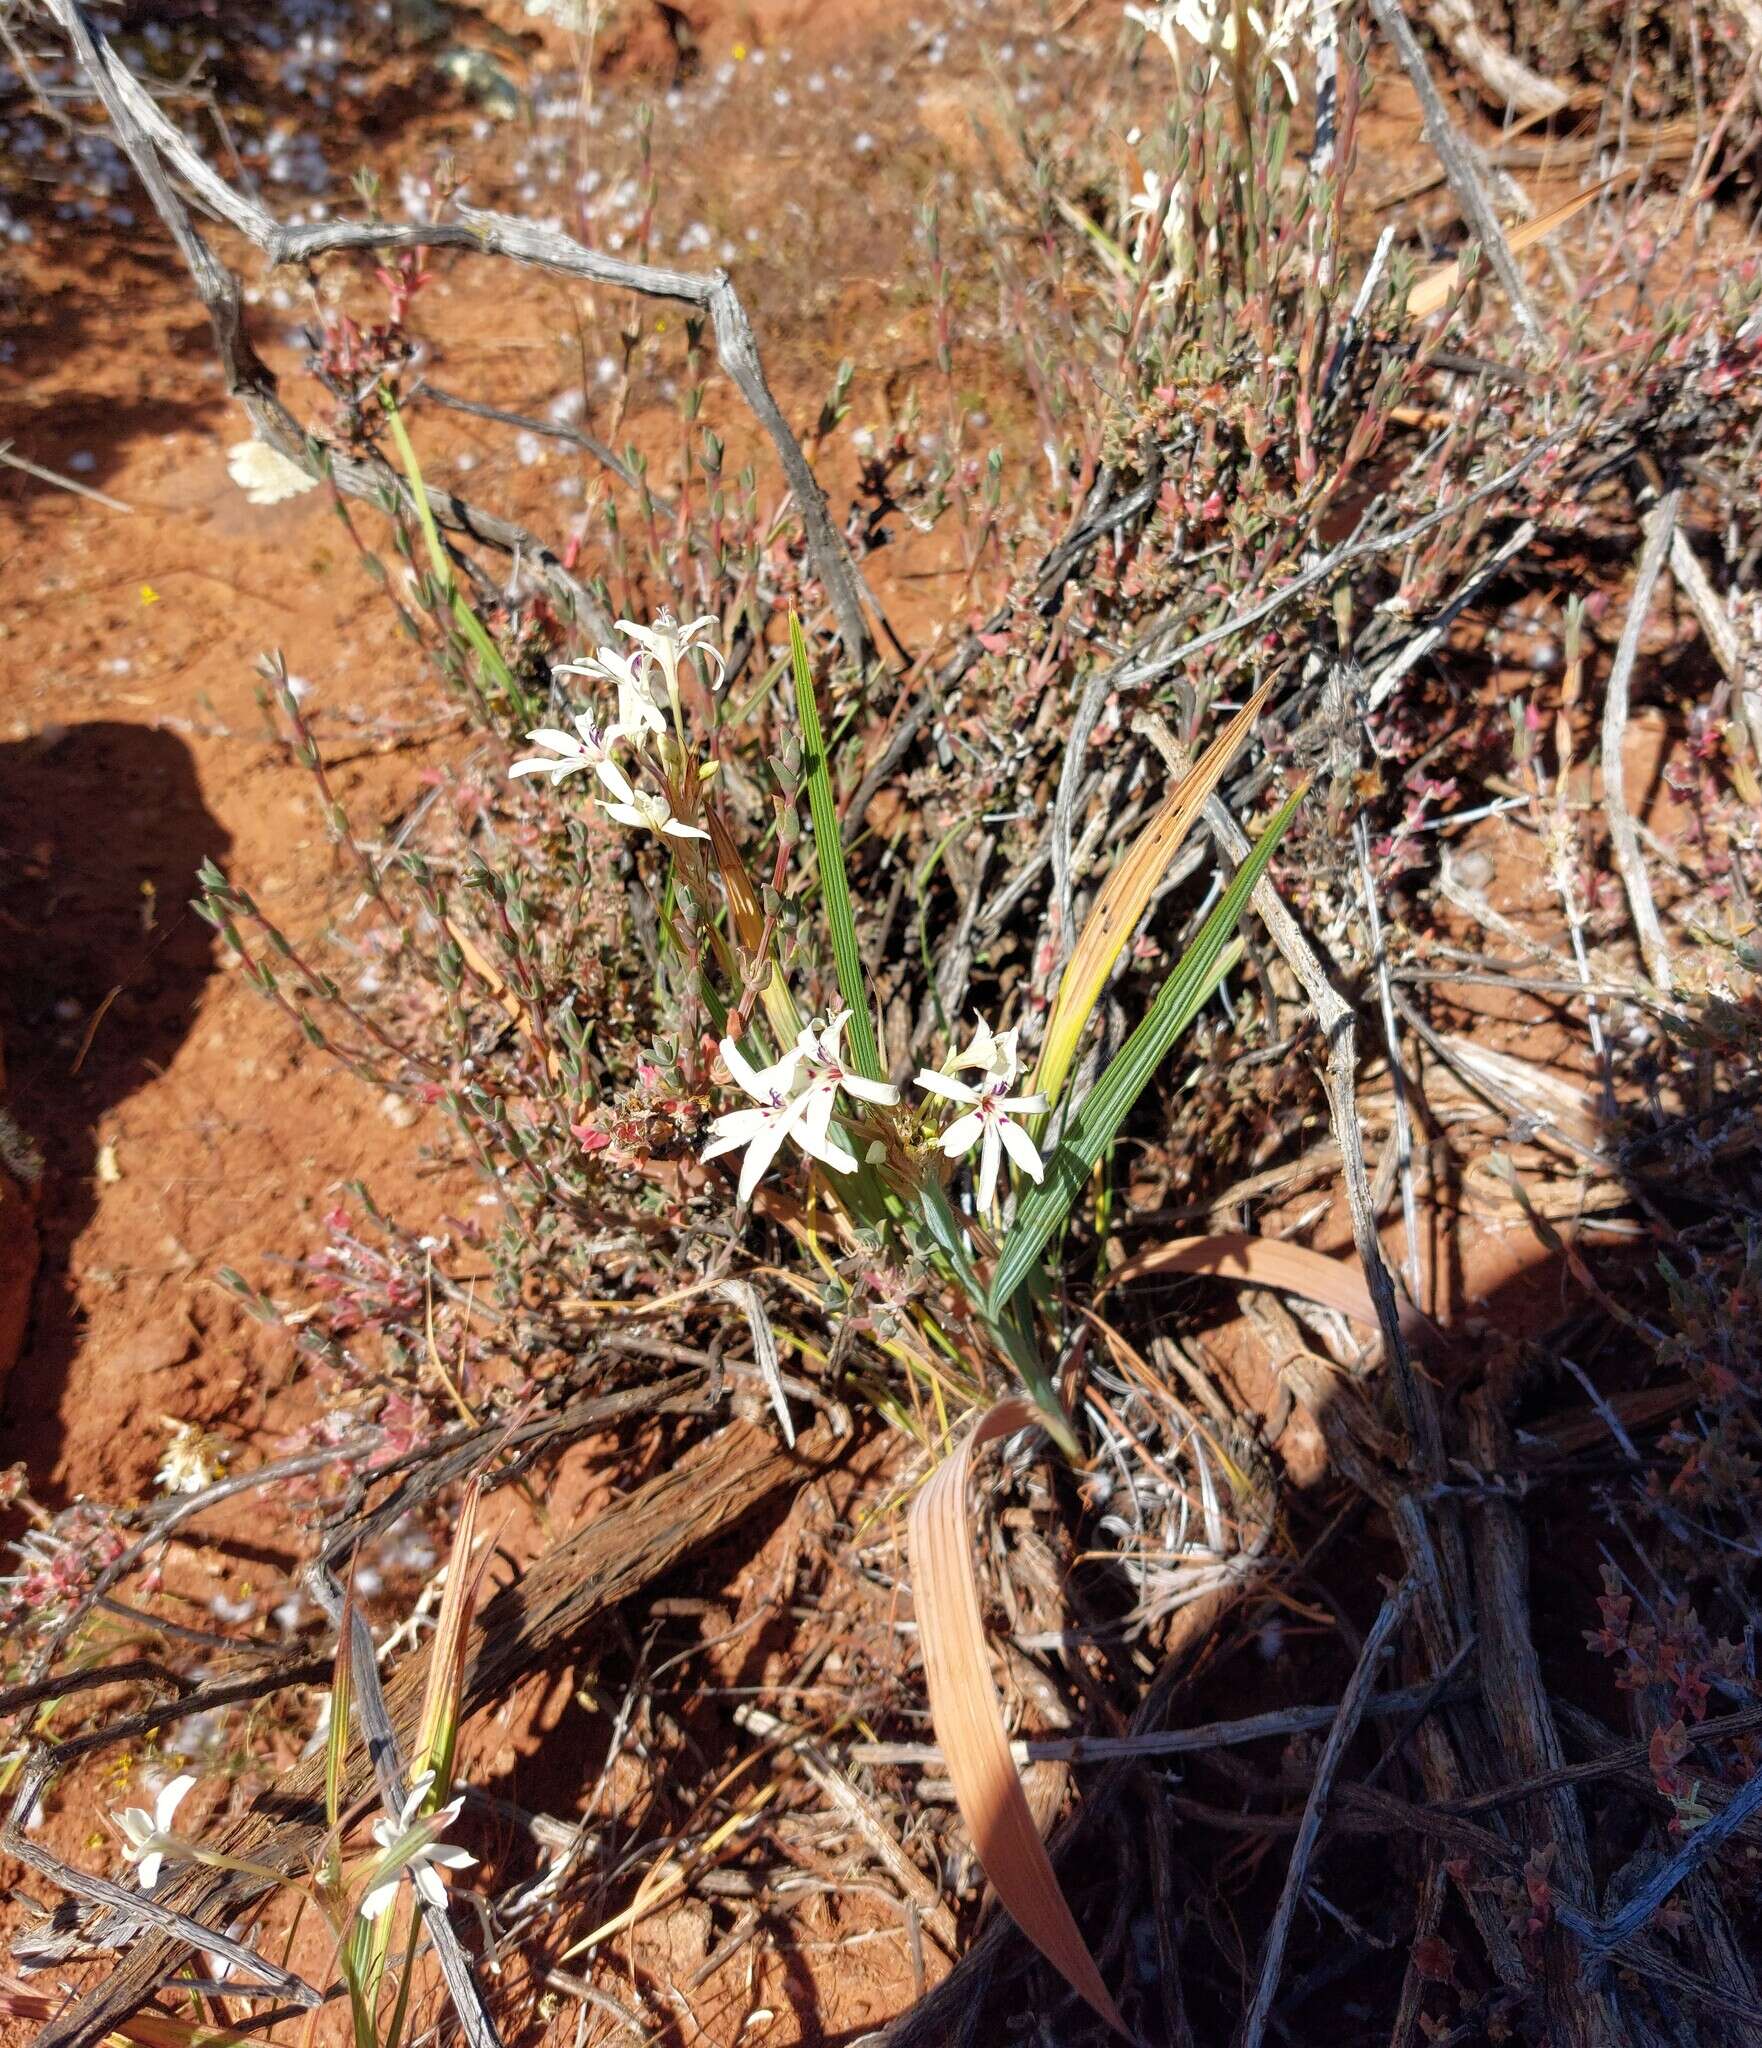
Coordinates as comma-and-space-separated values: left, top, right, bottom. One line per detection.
1033, 680, 1270, 1109
1101, 1231, 1378, 1324
413, 1476, 485, 1796
908, 1395, 1128, 2038
1405, 179, 1623, 321
707, 807, 766, 955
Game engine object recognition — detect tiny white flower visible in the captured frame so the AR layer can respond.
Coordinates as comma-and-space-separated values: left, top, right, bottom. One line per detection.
555, 645, 665, 738
1127, 168, 1173, 263
509, 713, 629, 789
702, 1039, 812, 1201
156, 1419, 229, 1497
916, 1018, 1047, 1211
226, 439, 318, 506
359, 1773, 477, 1923
615, 611, 726, 709
595, 759, 709, 841
115, 1773, 197, 1891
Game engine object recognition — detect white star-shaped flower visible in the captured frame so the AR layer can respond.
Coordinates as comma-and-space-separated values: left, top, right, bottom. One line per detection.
615, 611, 726, 712
595, 759, 709, 840
555, 644, 666, 739
115, 1774, 197, 1891
916, 1017, 1047, 1211
792, 1009, 900, 1172
359, 1774, 477, 1923
701, 1039, 813, 1201
227, 439, 319, 506
509, 713, 629, 788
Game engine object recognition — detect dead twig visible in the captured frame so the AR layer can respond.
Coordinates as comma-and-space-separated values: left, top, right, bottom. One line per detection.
1419, 0, 1570, 115
1666, 523, 1762, 766
417, 383, 676, 518
43, 0, 872, 670
735, 1705, 960, 1955
28, 1419, 841, 2048
1367, 0, 1545, 345
1466, 1393, 1623, 2048
1237, 1574, 1415, 2048
1600, 487, 1682, 992
1355, 817, 1423, 1302
0, 441, 133, 514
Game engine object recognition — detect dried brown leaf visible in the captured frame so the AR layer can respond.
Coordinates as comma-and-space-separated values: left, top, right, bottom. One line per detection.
909, 1396, 1128, 2038
1406, 179, 1625, 321
1102, 1231, 1378, 1325
414, 1475, 486, 1795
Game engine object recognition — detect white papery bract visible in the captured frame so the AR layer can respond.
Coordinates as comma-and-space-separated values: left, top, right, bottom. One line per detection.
227, 439, 319, 506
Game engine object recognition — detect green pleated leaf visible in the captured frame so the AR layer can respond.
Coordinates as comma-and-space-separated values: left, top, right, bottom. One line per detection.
988, 782, 1306, 1314
790, 612, 883, 1081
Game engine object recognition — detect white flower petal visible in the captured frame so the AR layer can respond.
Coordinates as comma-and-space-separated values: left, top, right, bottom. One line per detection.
915, 1069, 979, 1106
976, 1122, 1003, 1211
997, 1116, 1045, 1183
597, 759, 636, 805
116, 1806, 154, 1852
939, 1110, 984, 1159
155, 1775, 197, 1832
359, 1874, 400, 1923
737, 1114, 792, 1203
659, 816, 710, 840
702, 1106, 770, 1162
720, 1036, 766, 1100
843, 1072, 901, 1106
793, 1087, 858, 1175
136, 1849, 163, 1891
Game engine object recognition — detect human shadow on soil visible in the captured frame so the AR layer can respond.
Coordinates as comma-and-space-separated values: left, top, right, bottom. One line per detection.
0, 719, 230, 1491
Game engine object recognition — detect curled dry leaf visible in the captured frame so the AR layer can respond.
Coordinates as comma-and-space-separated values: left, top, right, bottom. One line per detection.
1406, 178, 1627, 322
1101, 1231, 1379, 1325
908, 1394, 1129, 2039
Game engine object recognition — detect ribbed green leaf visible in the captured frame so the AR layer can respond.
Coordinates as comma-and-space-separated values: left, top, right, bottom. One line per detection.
988, 783, 1306, 1313
790, 612, 883, 1081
